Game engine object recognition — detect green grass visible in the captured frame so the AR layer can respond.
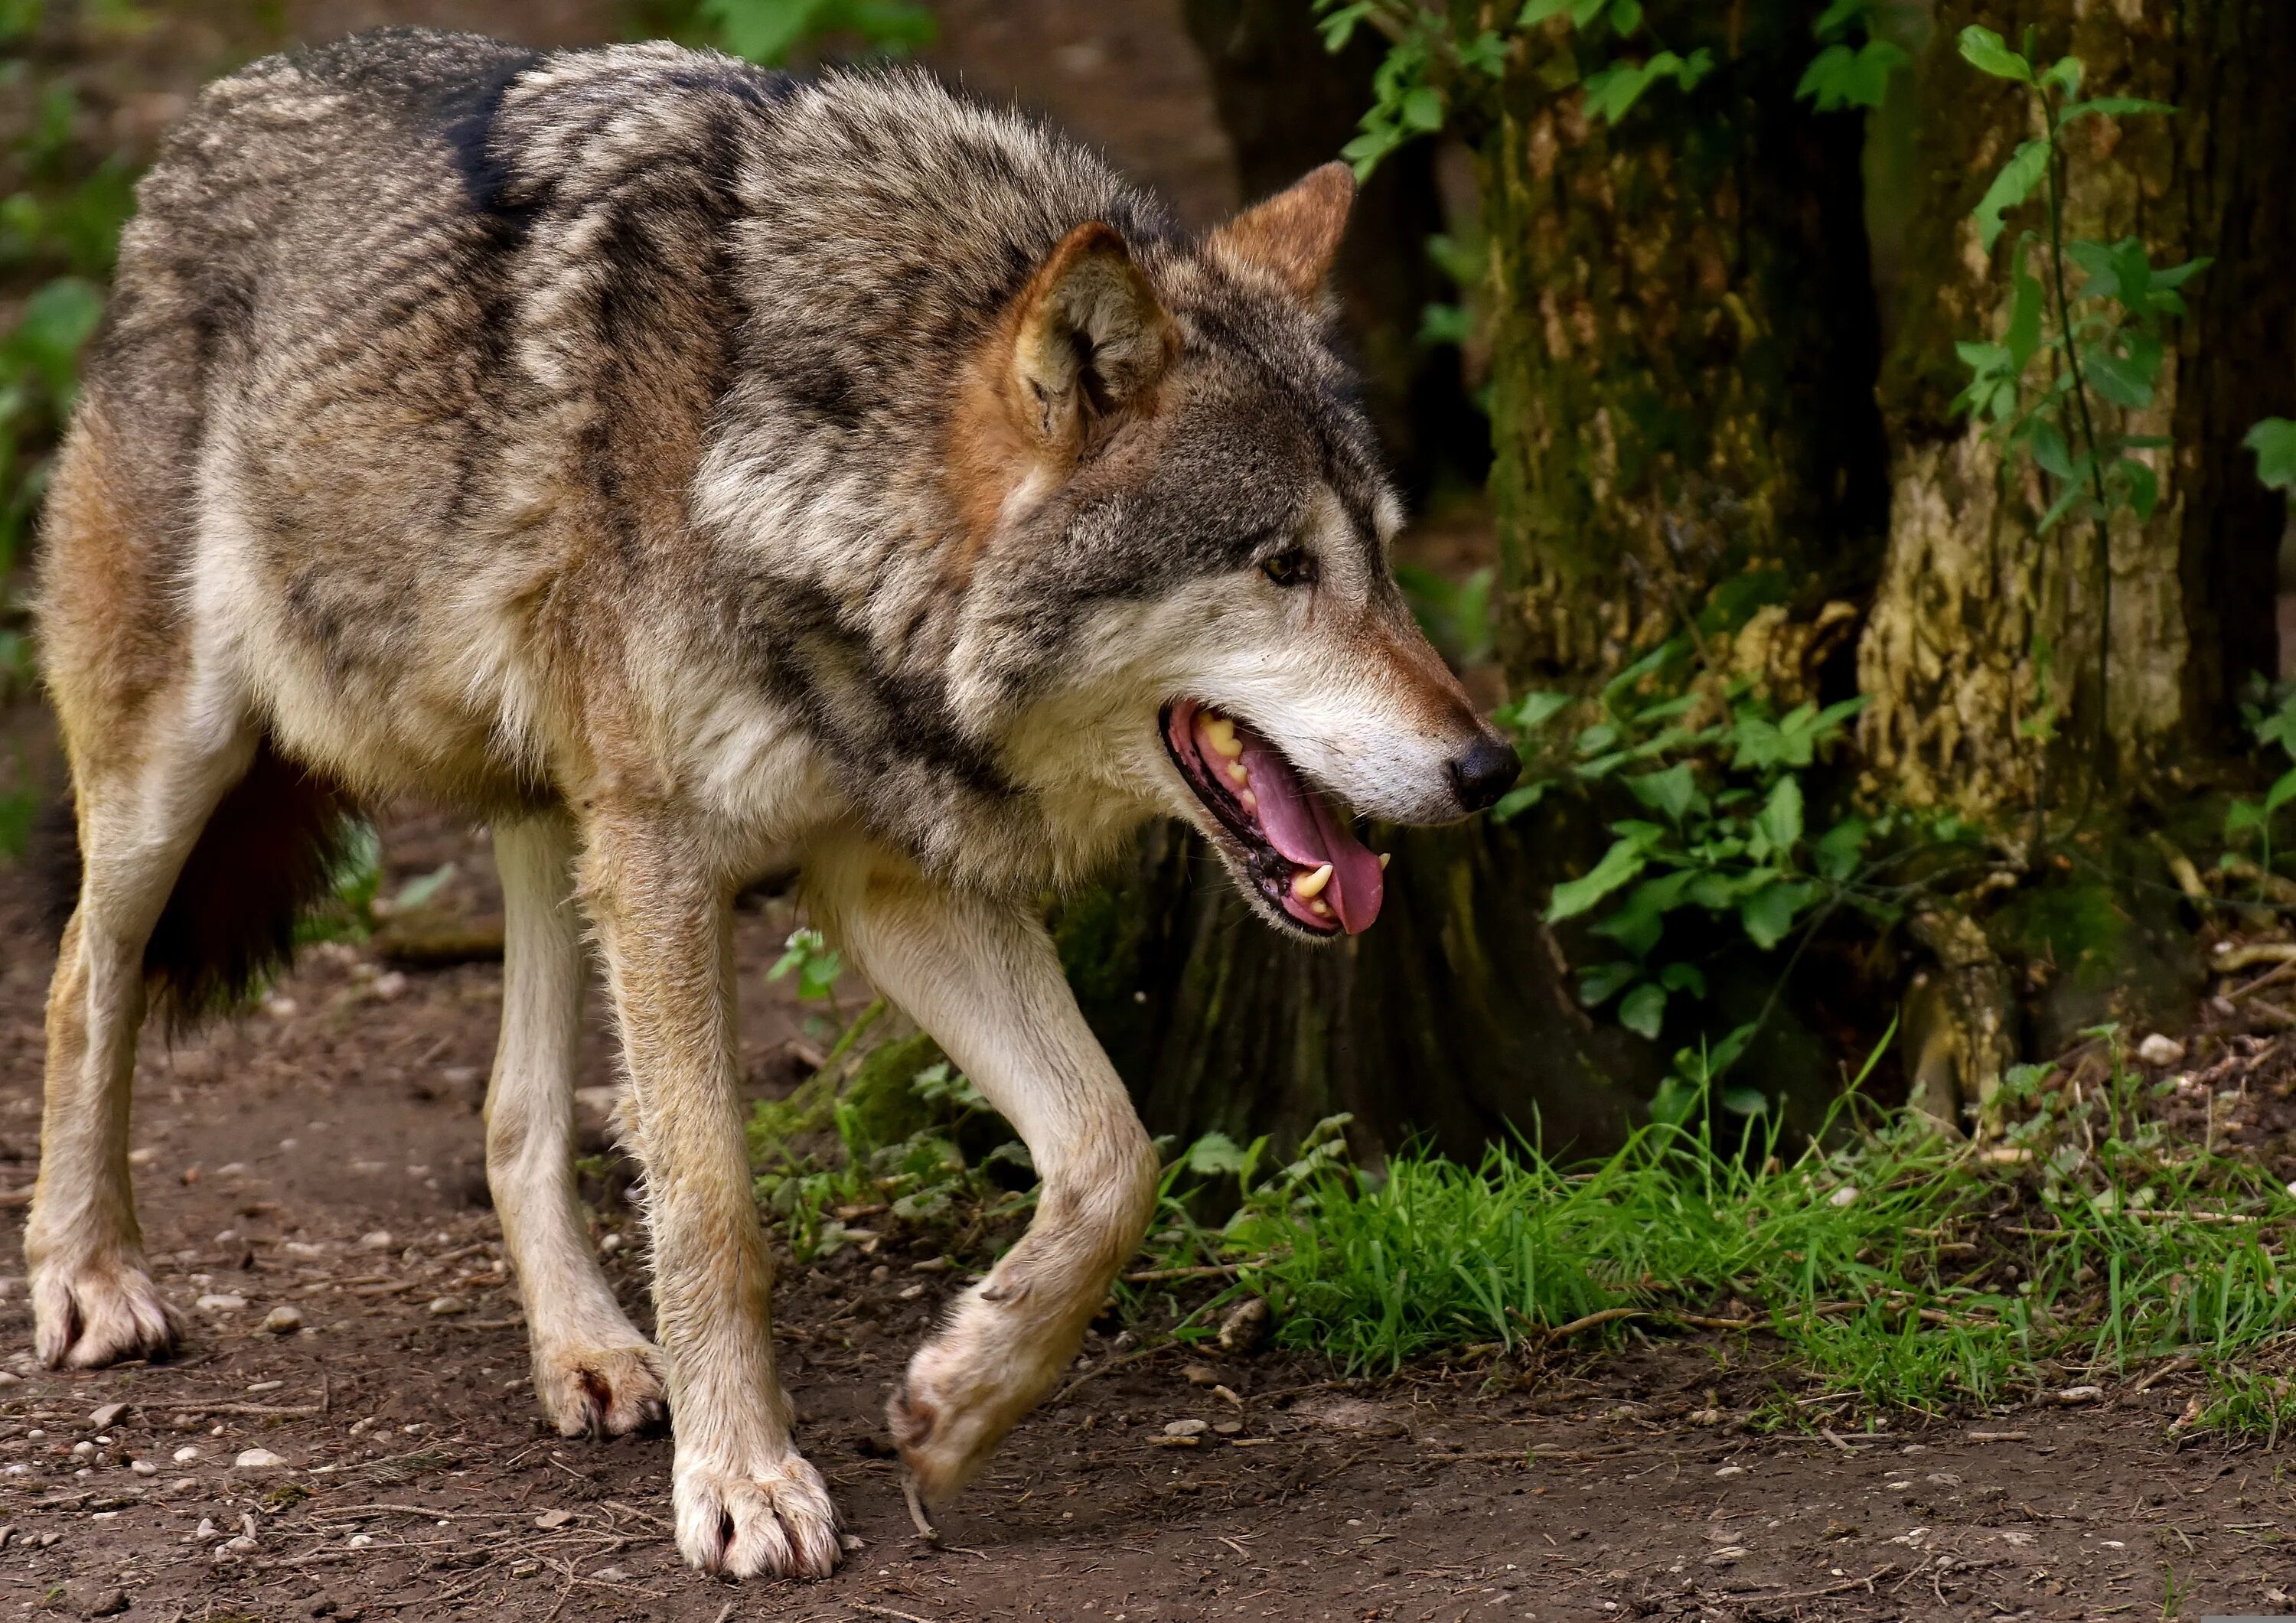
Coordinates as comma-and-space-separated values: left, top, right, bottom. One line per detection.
1137, 1097, 2296, 1429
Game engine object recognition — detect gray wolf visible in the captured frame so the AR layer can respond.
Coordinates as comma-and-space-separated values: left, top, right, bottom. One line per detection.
27, 28, 1517, 1579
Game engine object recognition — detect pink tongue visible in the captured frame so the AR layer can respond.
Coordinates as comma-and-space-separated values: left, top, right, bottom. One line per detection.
1233, 728, 1384, 934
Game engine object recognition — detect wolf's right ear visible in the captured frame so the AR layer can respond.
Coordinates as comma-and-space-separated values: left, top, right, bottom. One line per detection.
1006, 221, 1176, 452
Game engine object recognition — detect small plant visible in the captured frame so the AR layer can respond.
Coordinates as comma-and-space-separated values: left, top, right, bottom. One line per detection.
2223, 680, 2296, 881
1949, 31, 2200, 779
1495, 638, 1883, 1045
1793, 0, 1904, 113
696, 0, 933, 66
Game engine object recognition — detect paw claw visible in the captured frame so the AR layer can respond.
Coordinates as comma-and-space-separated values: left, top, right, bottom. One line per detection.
536, 1341, 667, 1439
31, 1258, 179, 1370
674, 1452, 842, 1580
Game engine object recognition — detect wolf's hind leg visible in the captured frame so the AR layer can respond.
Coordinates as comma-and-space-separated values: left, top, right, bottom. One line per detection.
807, 841, 1160, 1507
485, 815, 666, 1439
28, 716, 256, 1369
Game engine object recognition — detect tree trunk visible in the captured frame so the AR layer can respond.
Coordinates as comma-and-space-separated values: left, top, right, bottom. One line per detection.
1856, 0, 2296, 823
1179, 0, 1485, 497
1485, 2, 1890, 687
1068, 1, 1890, 1162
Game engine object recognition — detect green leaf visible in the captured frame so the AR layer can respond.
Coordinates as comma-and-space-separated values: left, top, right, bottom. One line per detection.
1625, 762, 1699, 824
1795, 37, 1906, 112
2036, 54, 2082, 97
1545, 837, 1649, 923
1490, 780, 1549, 823
2004, 248, 2043, 372
1658, 960, 1706, 997
1606, 0, 1642, 32
2245, 418, 2296, 491
1592, 870, 1695, 960
2037, 468, 2092, 533
1956, 25, 2033, 83
2029, 419, 2074, 481
1751, 775, 1805, 855
1811, 0, 1868, 37
2112, 456, 2159, 520
3, 275, 103, 406
2226, 798, 2267, 838
1399, 84, 1446, 132
1618, 982, 1668, 1040
1739, 879, 1818, 951
1181, 1132, 1249, 1177
2085, 344, 2154, 409
1578, 961, 1639, 1007
1494, 690, 1573, 734
2266, 764, 2296, 817
1972, 139, 2049, 253
701, 0, 833, 64
1813, 816, 1870, 882
2060, 95, 2175, 122
1719, 1085, 1769, 1116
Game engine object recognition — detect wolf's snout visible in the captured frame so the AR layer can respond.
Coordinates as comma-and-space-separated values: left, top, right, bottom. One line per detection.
1446, 733, 1521, 813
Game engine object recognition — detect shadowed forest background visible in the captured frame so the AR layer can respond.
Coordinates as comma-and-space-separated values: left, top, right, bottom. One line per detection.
5, 5, 2296, 1617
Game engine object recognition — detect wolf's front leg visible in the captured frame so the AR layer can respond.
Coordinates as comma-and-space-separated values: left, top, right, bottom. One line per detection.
809, 842, 1161, 1508
579, 814, 839, 1580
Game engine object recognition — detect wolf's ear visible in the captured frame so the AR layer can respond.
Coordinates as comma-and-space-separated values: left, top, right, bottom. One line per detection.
1009, 221, 1175, 451
1206, 161, 1355, 301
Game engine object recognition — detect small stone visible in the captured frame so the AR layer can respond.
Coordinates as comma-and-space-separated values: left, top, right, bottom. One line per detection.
233, 1448, 286, 1471
2049, 1384, 2104, 1405
85, 1589, 129, 1618
1828, 1185, 1860, 1208
1703, 1546, 1747, 1566
1714, 1465, 1746, 1478
533, 1508, 573, 1530
426, 1296, 467, 1317
263, 1305, 306, 1335
1212, 1420, 1243, 1436
129, 1460, 158, 1477
226, 1533, 258, 1553
196, 1293, 247, 1313
168, 1478, 197, 1493
359, 1230, 395, 1251
2136, 1033, 2186, 1067
347, 1533, 374, 1548
592, 1566, 629, 1582
1182, 1364, 1219, 1387
194, 1519, 217, 1541
172, 1446, 200, 1462
86, 1403, 129, 1430
1163, 1418, 1209, 1438
1217, 1295, 1270, 1355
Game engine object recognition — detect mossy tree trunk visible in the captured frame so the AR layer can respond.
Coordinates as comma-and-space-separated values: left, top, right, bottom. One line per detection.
1062, 1, 1890, 1164
1484, 3, 1890, 686
1855, 0, 2296, 823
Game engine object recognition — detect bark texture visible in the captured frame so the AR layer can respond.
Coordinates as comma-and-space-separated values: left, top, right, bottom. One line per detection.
1483, 2, 1890, 686
1856, 0, 2296, 820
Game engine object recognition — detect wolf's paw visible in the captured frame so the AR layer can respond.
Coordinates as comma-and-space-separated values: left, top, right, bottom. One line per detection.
672, 1450, 841, 1579
32, 1256, 180, 1370
534, 1338, 667, 1439
889, 1327, 1052, 1507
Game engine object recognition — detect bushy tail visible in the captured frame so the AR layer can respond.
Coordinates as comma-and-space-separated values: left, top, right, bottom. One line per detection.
43, 738, 359, 1030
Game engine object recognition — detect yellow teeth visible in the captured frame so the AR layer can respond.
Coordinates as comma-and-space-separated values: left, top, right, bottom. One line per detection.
1378, 852, 1391, 870
1292, 862, 1333, 901
1202, 715, 1244, 759
1225, 761, 1250, 789
1238, 790, 1257, 812
1309, 899, 1332, 919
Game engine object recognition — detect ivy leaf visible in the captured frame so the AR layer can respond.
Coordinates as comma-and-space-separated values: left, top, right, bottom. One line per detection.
2029, 419, 2074, 481
2267, 764, 2296, 818
2085, 341, 2156, 409
2226, 798, 2268, 838
2245, 418, 2296, 490
2113, 456, 2159, 520
1719, 1085, 1769, 1116
1546, 837, 1649, 923
1592, 870, 1695, 959
1607, 0, 1642, 33
1619, 983, 1668, 1041
1491, 779, 1550, 823
1494, 690, 1574, 734
1399, 85, 1446, 132
1812, 0, 1870, 37
1956, 25, 2033, 83
1973, 139, 2049, 252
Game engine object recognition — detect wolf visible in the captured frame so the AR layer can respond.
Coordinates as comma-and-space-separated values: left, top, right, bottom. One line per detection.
27, 28, 1518, 1578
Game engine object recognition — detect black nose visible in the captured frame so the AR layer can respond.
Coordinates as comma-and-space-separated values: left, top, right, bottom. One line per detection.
1446, 734, 1521, 813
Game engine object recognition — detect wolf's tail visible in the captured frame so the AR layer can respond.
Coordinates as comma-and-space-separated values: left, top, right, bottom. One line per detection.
41, 738, 359, 1030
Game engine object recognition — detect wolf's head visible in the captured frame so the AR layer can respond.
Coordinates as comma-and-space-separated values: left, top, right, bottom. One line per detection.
950, 165, 1518, 940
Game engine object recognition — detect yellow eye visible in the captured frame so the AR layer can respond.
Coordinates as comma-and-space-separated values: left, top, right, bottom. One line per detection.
1261, 548, 1318, 587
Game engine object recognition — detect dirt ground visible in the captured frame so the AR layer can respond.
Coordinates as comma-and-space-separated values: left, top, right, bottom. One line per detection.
0, 812, 2285, 1623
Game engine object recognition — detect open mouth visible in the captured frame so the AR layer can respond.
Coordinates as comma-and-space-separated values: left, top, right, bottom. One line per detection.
1161, 699, 1385, 937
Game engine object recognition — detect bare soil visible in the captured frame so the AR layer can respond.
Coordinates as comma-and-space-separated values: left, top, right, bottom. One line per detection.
0, 813, 2285, 1623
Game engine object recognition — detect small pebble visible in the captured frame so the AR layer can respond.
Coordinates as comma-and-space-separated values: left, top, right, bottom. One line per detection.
360, 1230, 395, 1251
1163, 1418, 1209, 1438
86, 1403, 129, 1430
263, 1306, 305, 1335
533, 1508, 573, 1530
426, 1296, 467, 1317
129, 1459, 158, 1477
196, 1293, 248, 1313
2135, 1032, 2185, 1067
173, 1446, 200, 1463
1828, 1185, 1859, 1208
194, 1519, 217, 1541
233, 1449, 286, 1471
1714, 1465, 1746, 1478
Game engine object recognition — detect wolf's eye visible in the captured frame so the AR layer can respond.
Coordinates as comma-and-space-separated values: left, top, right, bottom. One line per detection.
1261, 547, 1318, 588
